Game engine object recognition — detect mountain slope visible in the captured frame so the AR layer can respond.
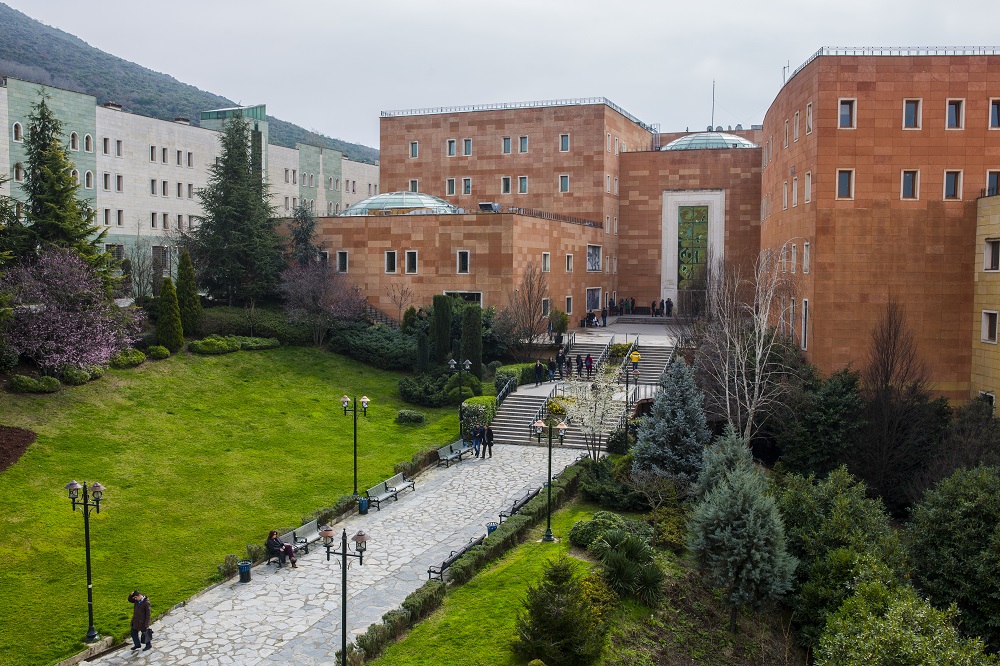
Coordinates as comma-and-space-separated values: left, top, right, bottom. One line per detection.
0, 3, 379, 163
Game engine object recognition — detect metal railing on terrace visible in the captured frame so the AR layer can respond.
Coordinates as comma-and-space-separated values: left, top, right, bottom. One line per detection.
784, 46, 1000, 89
381, 97, 658, 134
982, 186, 1000, 198
500, 206, 602, 228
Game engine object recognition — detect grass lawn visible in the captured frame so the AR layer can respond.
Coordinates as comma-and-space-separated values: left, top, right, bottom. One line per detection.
370, 501, 599, 666
0, 346, 456, 666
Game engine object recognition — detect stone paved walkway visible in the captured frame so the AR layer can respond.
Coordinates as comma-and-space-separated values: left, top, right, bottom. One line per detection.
92, 444, 580, 665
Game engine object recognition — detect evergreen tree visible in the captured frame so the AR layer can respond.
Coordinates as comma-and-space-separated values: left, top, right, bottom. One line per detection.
156, 277, 184, 353
688, 461, 797, 631
632, 357, 711, 489
693, 424, 753, 500
431, 294, 452, 362
175, 248, 201, 336
514, 556, 604, 665
461, 305, 483, 378
19, 95, 111, 283
415, 330, 429, 373
287, 203, 322, 266
189, 114, 283, 305
400, 305, 417, 334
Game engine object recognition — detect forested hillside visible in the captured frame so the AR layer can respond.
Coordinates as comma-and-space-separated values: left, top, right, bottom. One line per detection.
0, 3, 379, 163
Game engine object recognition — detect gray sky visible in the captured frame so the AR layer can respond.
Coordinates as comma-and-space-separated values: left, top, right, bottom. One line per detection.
8, 0, 1000, 149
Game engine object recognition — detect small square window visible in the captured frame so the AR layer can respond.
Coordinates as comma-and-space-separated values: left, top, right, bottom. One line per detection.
985, 239, 1000, 271
901, 170, 919, 199
405, 250, 418, 274
904, 99, 921, 129
518, 176, 528, 194
983, 311, 998, 344
385, 251, 397, 273
463, 138, 472, 156
502, 137, 511, 154
519, 136, 528, 153
462, 178, 471, 195
947, 99, 964, 129
501, 176, 511, 194
560, 134, 570, 151
559, 175, 569, 192
837, 169, 853, 199
944, 170, 962, 199
457, 250, 470, 274
541, 252, 550, 272
409, 179, 418, 193
839, 99, 856, 129
409, 141, 419, 158
566, 254, 573, 272
446, 178, 455, 196
337, 251, 348, 273
447, 139, 456, 156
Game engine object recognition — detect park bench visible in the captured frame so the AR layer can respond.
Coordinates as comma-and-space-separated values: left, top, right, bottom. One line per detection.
436, 441, 473, 468
266, 518, 319, 567
427, 534, 487, 580
498, 487, 541, 523
365, 472, 416, 511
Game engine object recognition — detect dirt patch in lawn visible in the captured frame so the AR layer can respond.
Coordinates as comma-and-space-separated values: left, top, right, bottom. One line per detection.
0, 425, 38, 472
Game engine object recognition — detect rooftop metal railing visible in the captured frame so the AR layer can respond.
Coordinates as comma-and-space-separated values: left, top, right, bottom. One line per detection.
500, 206, 602, 228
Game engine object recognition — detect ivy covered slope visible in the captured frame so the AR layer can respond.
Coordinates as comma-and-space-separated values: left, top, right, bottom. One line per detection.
0, 3, 379, 163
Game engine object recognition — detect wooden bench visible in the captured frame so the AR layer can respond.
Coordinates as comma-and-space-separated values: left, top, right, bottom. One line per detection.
266, 519, 319, 567
498, 488, 541, 523
436, 441, 473, 468
427, 534, 487, 580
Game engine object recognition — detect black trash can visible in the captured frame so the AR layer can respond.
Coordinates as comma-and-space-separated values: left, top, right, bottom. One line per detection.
486, 522, 499, 535
359, 497, 370, 515
238, 560, 252, 583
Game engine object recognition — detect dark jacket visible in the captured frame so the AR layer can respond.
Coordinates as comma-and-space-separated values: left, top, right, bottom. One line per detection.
131, 595, 151, 631
266, 537, 285, 556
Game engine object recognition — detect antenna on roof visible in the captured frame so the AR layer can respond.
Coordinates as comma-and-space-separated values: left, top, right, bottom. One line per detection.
782, 60, 790, 84
711, 80, 715, 129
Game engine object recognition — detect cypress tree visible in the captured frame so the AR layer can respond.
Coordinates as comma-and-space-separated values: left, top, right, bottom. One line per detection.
461, 305, 483, 378
175, 248, 201, 336
415, 330, 430, 373
633, 357, 711, 489
432, 294, 452, 362
156, 277, 184, 352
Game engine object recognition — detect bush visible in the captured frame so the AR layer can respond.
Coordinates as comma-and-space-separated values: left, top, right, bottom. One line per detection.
217, 554, 239, 578
395, 409, 426, 424
579, 457, 649, 511
486, 360, 502, 378
330, 322, 415, 370
496, 363, 536, 386
0, 341, 18, 373
9, 374, 45, 393
579, 574, 620, 626
649, 504, 688, 553
393, 461, 415, 477
199, 306, 311, 345
570, 510, 654, 549
85, 365, 105, 380
244, 543, 266, 564
37, 376, 61, 392
312, 495, 358, 525
355, 621, 392, 660
382, 608, 411, 640
605, 428, 634, 455
188, 335, 241, 355
546, 396, 573, 417
398, 372, 449, 407
228, 336, 280, 351
462, 396, 497, 437
147, 345, 171, 360
61, 367, 90, 386
608, 343, 631, 363
110, 348, 146, 368
156, 277, 184, 352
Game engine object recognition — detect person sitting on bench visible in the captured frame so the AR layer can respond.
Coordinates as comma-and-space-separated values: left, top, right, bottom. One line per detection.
266, 530, 297, 568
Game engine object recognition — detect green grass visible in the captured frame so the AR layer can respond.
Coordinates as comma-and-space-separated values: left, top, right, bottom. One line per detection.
0, 347, 456, 666
370, 502, 598, 666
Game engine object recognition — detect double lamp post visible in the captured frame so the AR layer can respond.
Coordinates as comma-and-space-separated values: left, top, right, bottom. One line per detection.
65, 480, 105, 643
341, 395, 369, 497
532, 419, 567, 542
324, 528, 371, 666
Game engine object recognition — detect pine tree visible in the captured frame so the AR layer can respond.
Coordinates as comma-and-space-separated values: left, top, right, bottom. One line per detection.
461, 305, 483, 378
189, 114, 283, 305
432, 294, 452, 362
632, 358, 711, 489
693, 424, 753, 499
688, 458, 797, 631
175, 248, 201, 336
287, 204, 322, 266
156, 277, 184, 352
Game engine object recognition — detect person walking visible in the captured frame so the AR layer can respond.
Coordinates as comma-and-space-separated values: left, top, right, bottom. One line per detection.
472, 423, 483, 457
651, 300, 657, 316
601, 306, 607, 327
556, 350, 565, 379
660, 298, 666, 317
129, 590, 152, 652
547, 358, 556, 382
565, 355, 573, 379
483, 423, 494, 459
576, 354, 584, 377
534, 359, 544, 387
630, 349, 641, 372
665, 297, 673, 317
585, 354, 594, 379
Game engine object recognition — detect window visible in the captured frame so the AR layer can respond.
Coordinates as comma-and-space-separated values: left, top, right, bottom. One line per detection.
501, 176, 511, 194
84, 171, 93, 189
102, 137, 110, 154
292, 197, 297, 208
944, 170, 962, 200
992, 100, 1000, 129
116, 175, 124, 192
318, 251, 329, 267
518, 176, 528, 194
789, 299, 796, 344
188, 184, 194, 199
457, 250, 470, 274
801, 299, 809, 351
783, 181, 788, 210
160, 147, 167, 164
803, 242, 810, 273
150, 212, 158, 229
784, 120, 789, 147
177, 182, 183, 198
586, 245, 601, 272
519, 136, 528, 153
446, 178, 455, 196
606, 175, 611, 193
792, 177, 798, 207
284, 196, 289, 210
12, 122, 22, 142
337, 251, 348, 273
105, 243, 125, 261
70, 132, 79, 151
541, 298, 550, 317
12, 162, 22, 182
614, 137, 619, 155
409, 179, 418, 193
187, 152, 193, 167
84, 134, 92, 152
560, 134, 570, 151
176, 150, 182, 166
409, 141, 418, 158
114, 139, 122, 157
559, 175, 569, 192
462, 178, 471, 195
102, 172, 110, 190
162, 213, 169, 229
176, 214, 183, 229
405, 250, 418, 274
794, 111, 800, 141
607, 133, 612, 152
565, 296, 572, 314
385, 250, 397, 273
984, 311, 998, 343
566, 254, 573, 272
463, 138, 472, 156
162, 180, 169, 196
839, 99, 856, 128
947, 99, 964, 129
284, 169, 290, 183
502, 137, 511, 154
836, 169, 854, 199
806, 102, 813, 134
614, 178, 618, 195
116, 209, 123, 226
605, 256, 610, 274
805, 171, 812, 203
614, 217, 618, 235
901, 170, 919, 199
613, 256, 617, 274
988, 171, 1000, 197
309, 174, 315, 188
103, 209, 110, 226
446, 139, 456, 156
791, 244, 797, 273
292, 170, 297, 184
541, 252, 551, 272
985, 239, 1000, 271
903, 99, 921, 129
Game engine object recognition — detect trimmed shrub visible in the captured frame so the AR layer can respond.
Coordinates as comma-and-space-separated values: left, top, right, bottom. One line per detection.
396, 409, 425, 424
579, 574, 620, 626
176, 248, 202, 336
61, 367, 90, 386
312, 495, 357, 525
217, 554, 239, 578
110, 348, 146, 368
462, 396, 497, 433
650, 504, 689, 553
579, 457, 649, 511
382, 609, 411, 640
400, 306, 418, 334
608, 343, 631, 364
85, 365, 105, 380
410, 446, 441, 472
486, 360, 502, 377
188, 335, 240, 355
569, 511, 630, 549
147, 345, 171, 360
355, 621, 392, 660
244, 543, 266, 564
461, 305, 483, 377
605, 428, 633, 455
156, 277, 184, 352
398, 372, 449, 407
401, 580, 446, 623
393, 461, 415, 477
496, 363, 536, 387
199, 306, 312, 345
448, 544, 489, 584
9, 375, 41, 393
330, 323, 415, 370
431, 294, 452, 362
37, 376, 60, 392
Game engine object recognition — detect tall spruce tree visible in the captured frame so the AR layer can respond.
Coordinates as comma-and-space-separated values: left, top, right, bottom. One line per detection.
175, 248, 201, 336
432, 294, 453, 362
189, 114, 282, 305
461, 305, 483, 378
287, 204, 322, 266
156, 277, 184, 353
20, 95, 111, 283
633, 357, 711, 489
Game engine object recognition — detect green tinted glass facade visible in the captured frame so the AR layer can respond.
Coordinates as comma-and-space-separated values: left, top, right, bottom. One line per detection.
678, 205, 708, 290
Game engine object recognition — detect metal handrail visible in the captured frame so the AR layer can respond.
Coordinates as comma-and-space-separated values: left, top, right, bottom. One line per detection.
982, 186, 1000, 198
500, 206, 602, 228
496, 376, 518, 409
527, 384, 559, 438
594, 335, 615, 373
562, 331, 576, 356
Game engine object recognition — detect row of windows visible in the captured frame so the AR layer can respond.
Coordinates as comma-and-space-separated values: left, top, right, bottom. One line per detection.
836, 98, 1000, 131
780, 242, 811, 274
100, 209, 125, 227
150, 180, 196, 199
149, 211, 197, 231
11, 123, 125, 157
409, 133, 584, 158
831, 168, 997, 201
779, 297, 810, 351
436, 175, 580, 196
149, 145, 195, 167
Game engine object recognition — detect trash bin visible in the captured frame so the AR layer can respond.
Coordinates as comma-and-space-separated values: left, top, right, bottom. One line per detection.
486, 522, 499, 535
238, 560, 252, 583
359, 497, 369, 515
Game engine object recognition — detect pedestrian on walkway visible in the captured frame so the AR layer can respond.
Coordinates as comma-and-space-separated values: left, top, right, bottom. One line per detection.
556, 350, 565, 379
601, 306, 607, 327
534, 359, 544, 386
630, 349, 641, 371
665, 297, 673, 317
576, 354, 583, 377
565, 355, 573, 379
660, 298, 665, 317
631, 297, 636, 313
548, 358, 556, 382
483, 423, 494, 458
129, 590, 153, 652
472, 423, 483, 457
585, 354, 594, 379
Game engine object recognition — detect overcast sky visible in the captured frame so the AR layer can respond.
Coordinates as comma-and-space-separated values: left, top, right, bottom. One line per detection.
7, 0, 1000, 149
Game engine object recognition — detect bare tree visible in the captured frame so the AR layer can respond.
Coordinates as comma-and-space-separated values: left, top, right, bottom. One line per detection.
385, 281, 415, 324
278, 263, 366, 346
563, 371, 620, 459
126, 230, 156, 301
696, 245, 797, 443
499, 262, 549, 361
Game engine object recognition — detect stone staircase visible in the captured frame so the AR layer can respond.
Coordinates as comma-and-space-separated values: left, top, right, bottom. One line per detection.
562, 338, 611, 379
626, 344, 674, 386
491, 393, 547, 446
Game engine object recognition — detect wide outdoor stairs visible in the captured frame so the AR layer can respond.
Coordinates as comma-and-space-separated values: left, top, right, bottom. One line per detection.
491, 392, 625, 450
625, 344, 674, 386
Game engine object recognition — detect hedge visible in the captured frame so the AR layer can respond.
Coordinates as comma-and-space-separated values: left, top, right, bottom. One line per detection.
461, 396, 498, 439
395, 410, 426, 425
110, 348, 146, 368
147, 345, 171, 360
199, 306, 312, 345
61, 367, 91, 386
9, 374, 61, 393
188, 335, 240, 355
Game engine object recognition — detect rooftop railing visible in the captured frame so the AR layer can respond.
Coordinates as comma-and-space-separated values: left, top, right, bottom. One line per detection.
500, 206, 602, 229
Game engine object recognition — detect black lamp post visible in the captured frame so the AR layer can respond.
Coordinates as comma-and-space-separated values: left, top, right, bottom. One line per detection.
65, 480, 105, 643
341, 395, 370, 497
447, 357, 471, 440
532, 419, 567, 542
326, 529, 371, 666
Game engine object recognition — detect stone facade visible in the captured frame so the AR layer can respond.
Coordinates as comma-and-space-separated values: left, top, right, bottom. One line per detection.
972, 195, 1000, 401
341, 157, 379, 211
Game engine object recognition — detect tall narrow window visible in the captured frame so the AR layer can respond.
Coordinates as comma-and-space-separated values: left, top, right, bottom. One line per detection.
446, 178, 455, 196
837, 169, 854, 199
985, 239, 1000, 271
385, 250, 397, 273
405, 250, 418, 274
501, 176, 511, 194
903, 99, 921, 129
337, 251, 348, 273
116, 175, 124, 192
784, 120, 789, 147
176, 150, 182, 165
12, 122, 22, 142
901, 170, 919, 199
457, 250, 470, 274
502, 137, 511, 154
839, 99, 856, 128
984, 311, 998, 343
463, 138, 472, 156
988, 171, 1000, 197
559, 175, 569, 192
991, 100, 1000, 129
791, 244, 797, 273
803, 242, 810, 273
792, 177, 798, 207
85, 171, 93, 189
447, 139, 456, 156
947, 99, 964, 129
793, 111, 800, 141
542, 298, 550, 317
519, 136, 528, 153
462, 178, 471, 195
70, 132, 79, 151
560, 134, 570, 151
84, 135, 93, 152
566, 254, 573, 272
801, 300, 809, 351
116, 140, 123, 157
187, 152, 193, 167
565, 296, 572, 314
783, 181, 788, 210
518, 176, 528, 193
541, 252, 551, 272
944, 170, 962, 199
805, 171, 812, 203
409, 141, 418, 158
409, 179, 418, 193
102, 137, 110, 154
